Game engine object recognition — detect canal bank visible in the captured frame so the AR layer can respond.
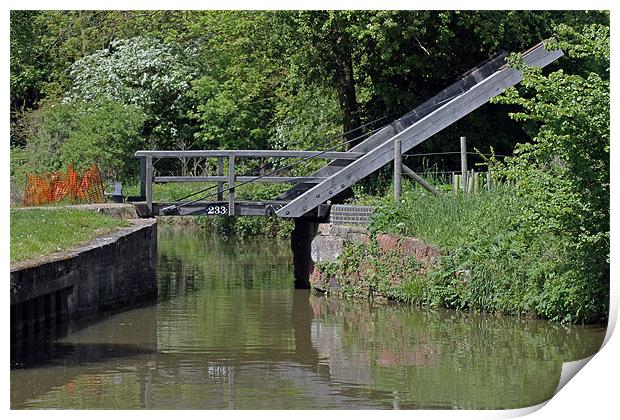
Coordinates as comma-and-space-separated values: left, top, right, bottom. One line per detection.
10, 209, 157, 341
10, 226, 607, 409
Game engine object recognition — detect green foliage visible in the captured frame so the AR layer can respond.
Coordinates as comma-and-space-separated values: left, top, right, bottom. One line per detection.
371, 185, 521, 250
187, 11, 286, 150
11, 10, 609, 192
343, 180, 606, 322
66, 36, 197, 148
11, 100, 145, 181
10, 11, 50, 112
270, 86, 342, 152
490, 22, 609, 321
10, 209, 128, 263
317, 238, 433, 305
347, 23, 609, 323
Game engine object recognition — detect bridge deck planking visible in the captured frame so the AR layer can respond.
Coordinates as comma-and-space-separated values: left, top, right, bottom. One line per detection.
135, 201, 330, 218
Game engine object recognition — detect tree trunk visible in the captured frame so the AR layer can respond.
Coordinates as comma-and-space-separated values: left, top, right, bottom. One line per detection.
335, 53, 361, 150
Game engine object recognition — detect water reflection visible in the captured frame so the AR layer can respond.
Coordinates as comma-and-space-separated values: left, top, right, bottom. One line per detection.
10, 227, 606, 409
309, 296, 605, 409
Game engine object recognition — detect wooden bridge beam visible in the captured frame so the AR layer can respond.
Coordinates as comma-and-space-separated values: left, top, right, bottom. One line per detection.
276, 43, 562, 218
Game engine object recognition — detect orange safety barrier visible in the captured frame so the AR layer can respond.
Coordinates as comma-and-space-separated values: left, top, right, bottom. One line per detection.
23, 164, 106, 206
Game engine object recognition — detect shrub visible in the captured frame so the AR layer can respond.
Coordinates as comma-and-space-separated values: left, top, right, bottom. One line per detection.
11, 100, 145, 184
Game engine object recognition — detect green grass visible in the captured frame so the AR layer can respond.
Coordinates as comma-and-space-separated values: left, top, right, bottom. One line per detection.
10, 209, 129, 263
369, 181, 521, 250
352, 179, 607, 323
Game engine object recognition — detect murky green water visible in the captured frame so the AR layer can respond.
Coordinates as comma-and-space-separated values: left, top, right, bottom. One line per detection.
11, 226, 606, 409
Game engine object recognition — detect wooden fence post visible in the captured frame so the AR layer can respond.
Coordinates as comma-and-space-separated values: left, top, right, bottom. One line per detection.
145, 156, 153, 214
394, 137, 402, 201
452, 172, 457, 195
460, 136, 468, 193
468, 169, 475, 193
217, 157, 224, 201
228, 155, 236, 216
139, 157, 146, 199
473, 171, 479, 193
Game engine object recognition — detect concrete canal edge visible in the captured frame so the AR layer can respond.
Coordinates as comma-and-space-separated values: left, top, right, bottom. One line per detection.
10, 217, 157, 340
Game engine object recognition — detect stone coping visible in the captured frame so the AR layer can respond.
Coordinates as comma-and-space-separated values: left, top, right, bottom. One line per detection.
10, 218, 156, 272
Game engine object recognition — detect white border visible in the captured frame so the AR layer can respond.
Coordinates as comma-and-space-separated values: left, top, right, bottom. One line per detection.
3, 2, 617, 419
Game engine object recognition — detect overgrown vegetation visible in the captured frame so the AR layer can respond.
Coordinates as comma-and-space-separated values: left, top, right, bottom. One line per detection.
11, 11, 608, 190
10, 209, 128, 263
334, 23, 609, 324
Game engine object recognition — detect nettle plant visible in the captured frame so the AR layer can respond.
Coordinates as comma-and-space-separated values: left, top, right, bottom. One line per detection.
65, 36, 198, 147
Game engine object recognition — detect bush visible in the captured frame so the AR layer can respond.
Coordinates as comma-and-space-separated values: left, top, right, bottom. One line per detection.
66, 36, 197, 149
10, 100, 146, 185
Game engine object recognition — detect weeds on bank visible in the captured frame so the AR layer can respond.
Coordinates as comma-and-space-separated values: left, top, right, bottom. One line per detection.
338, 180, 607, 323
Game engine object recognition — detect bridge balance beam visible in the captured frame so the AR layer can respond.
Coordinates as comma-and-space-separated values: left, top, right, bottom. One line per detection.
276, 42, 563, 218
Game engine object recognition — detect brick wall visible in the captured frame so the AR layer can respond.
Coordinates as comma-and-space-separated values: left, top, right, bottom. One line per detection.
329, 204, 375, 226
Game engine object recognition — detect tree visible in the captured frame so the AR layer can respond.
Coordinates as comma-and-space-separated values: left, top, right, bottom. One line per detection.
10, 11, 49, 113
65, 36, 198, 149
492, 22, 609, 322
185, 11, 288, 150
287, 12, 364, 147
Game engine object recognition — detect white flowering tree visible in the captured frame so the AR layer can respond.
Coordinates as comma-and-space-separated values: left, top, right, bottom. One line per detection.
66, 36, 198, 149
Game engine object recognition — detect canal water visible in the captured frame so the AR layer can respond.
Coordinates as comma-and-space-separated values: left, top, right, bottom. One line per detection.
11, 226, 606, 409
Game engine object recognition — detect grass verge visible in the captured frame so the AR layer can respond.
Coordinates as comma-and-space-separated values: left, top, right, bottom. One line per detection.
10, 209, 129, 264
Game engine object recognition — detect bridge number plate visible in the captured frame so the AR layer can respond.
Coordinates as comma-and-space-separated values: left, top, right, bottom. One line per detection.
205, 205, 228, 215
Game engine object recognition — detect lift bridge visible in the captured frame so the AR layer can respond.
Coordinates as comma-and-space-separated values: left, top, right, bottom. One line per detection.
130, 42, 562, 220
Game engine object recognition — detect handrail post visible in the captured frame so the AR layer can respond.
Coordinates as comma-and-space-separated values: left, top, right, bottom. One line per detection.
394, 137, 402, 201
217, 157, 224, 201
460, 136, 468, 193
139, 156, 146, 199
145, 155, 153, 215
228, 154, 235, 216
